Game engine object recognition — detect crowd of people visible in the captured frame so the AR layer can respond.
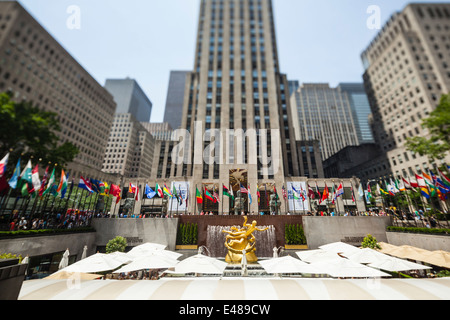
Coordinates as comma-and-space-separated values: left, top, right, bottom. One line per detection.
7, 210, 93, 231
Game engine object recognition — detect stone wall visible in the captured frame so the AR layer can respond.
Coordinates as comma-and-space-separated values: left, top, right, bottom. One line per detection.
91, 218, 179, 251
302, 216, 393, 249
387, 232, 450, 252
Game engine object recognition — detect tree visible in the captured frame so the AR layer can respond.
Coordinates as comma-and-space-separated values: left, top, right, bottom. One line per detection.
361, 234, 381, 250
0, 91, 79, 169
106, 236, 127, 253
406, 94, 450, 162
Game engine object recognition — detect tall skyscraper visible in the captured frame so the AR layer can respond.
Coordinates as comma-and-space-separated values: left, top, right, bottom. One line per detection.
361, 3, 450, 179
171, 0, 307, 213
289, 83, 361, 161
0, 1, 116, 180
338, 83, 374, 144
105, 78, 153, 123
163, 71, 190, 130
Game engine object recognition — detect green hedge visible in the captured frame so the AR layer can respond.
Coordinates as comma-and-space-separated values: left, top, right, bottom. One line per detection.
285, 224, 307, 245
0, 227, 96, 238
387, 226, 450, 235
177, 223, 198, 245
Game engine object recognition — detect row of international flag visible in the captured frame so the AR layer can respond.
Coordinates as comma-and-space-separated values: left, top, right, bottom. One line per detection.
0, 154, 122, 202
367, 167, 450, 201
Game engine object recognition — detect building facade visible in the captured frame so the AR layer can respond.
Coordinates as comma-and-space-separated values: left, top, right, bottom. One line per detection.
337, 83, 374, 144
361, 3, 450, 180
102, 113, 155, 179
104, 78, 153, 123
0, 1, 117, 181
163, 71, 190, 130
289, 83, 361, 161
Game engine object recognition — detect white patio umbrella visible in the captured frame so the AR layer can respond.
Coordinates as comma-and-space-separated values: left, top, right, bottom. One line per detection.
174, 254, 228, 275
368, 257, 432, 272
58, 249, 70, 270
311, 259, 391, 278
81, 246, 88, 260
113, 255, 178, 273
296, 249, 343, 263
62, 253, 125, 273
319, 242, 360, 255
259, 256, 328, 275
107, 251, 133, 264
126, 243, 182, 261
342, 248, 393, 265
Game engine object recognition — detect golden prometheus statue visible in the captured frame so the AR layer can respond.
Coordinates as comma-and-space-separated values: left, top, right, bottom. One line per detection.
222, 216, 269, 263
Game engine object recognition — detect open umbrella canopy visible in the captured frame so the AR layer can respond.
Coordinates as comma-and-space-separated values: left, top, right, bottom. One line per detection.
311, 259, 391, 278
368, 257, 432, 272
296, 249, 343, 263
342, 248, 392, 265
319, 242, 360, 255
126, 243, 182, 261
384, 245, 431, 261
62, 253, 125, 273
113, 255, 178, 273
174, 254, 228, 275
45, 271, 101, 280
259, 256, 328, 275
420, 250, 450, 269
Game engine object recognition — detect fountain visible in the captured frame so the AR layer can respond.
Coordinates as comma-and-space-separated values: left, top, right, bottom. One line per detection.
205, 217, 276, 262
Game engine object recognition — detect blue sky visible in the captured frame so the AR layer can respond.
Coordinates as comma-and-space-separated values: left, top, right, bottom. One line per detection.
19, 0, 450, 123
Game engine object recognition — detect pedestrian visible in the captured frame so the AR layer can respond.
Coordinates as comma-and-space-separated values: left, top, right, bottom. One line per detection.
9, 218, 17, 231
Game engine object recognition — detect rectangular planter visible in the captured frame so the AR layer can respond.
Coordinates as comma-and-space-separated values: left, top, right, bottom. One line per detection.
285, 245, 308, 250
176, 245, 198, 250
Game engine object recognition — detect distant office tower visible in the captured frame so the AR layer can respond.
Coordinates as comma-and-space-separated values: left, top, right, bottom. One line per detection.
105, 78, 152, 123
0, 2, 116, 180
163, 71, 189, 130
102, 113, 155, 178
290, 83, 361, 161
361, 3, 450, 178
337, 83, 374, 144
141, 122, 173, 141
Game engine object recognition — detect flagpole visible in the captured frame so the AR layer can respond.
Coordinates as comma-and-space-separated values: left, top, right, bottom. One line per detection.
195, 184, 198, 215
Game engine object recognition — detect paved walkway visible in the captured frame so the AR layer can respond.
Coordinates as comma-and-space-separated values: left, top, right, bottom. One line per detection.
18, 277, 450, 300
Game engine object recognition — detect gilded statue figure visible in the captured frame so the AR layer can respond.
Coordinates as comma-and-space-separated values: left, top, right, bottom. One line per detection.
222, 216, 269, 263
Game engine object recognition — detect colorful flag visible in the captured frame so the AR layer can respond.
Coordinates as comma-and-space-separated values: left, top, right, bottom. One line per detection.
145, 184, 156, 199
421, 186, 430, 199
155, 183, 164, 198
357, 184, 364, 200
57, 170, 68, 198
30, 164, 41, 194
248, 185, 252, 205
377, 184, 389, 195
78, 176, 94, 193
256, 185, 261, 204
128, 183, 136, 194
415, 174, 426, 187
320, 183, 329, 204
282, 185, 287, 200
351, 186, 355, 203
196, 187, 203, 204
20, 160, 33, 196
307, 184, 315, 199
163, 184, 172, 197
39, 166, 49, 197
204, 187, 214, 202
335, 183, 344, 199
110, 184, 121, 204
0, 153, 8, 179
402, 177, 412, 189
240, 183, 248, 194
42, 167, 56, 196
223, 185, 233, 200
437, 168, 450, 186
213, 188, 220, 203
